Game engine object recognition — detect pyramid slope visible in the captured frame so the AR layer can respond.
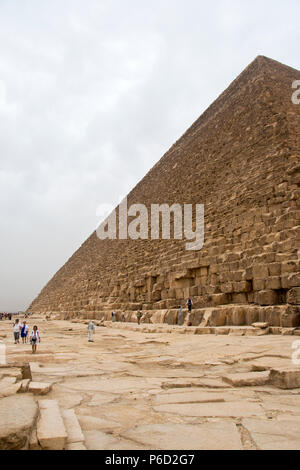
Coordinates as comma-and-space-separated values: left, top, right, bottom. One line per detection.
28, 57, 300, 326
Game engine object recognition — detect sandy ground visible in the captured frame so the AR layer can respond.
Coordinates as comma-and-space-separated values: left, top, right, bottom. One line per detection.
2, 315, 300, 450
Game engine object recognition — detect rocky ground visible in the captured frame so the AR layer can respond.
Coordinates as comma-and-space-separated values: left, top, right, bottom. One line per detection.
1, 315, 300, 450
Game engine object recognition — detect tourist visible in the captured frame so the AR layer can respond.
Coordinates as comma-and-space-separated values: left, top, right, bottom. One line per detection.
21, 321, 29, 343
13, 319, 21, 344
186, 297, 193, 313
30, 325, 40, 354
177, 306, 183, 326
112, 311, 116, 322
137, 311, 142, 325
88, 321, 95, 342
121, 312, 125, 322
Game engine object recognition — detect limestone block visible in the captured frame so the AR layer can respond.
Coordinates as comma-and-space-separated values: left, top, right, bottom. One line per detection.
0, 395, 38, 450
288, 288, 300, 305
62, 409, 85, 444
266, 277, 281, 290
232, 293, 247, 304
253, 279, 265, 291
124, 422, 242, 450
29, 382, 53, 396
288, 273, 300, 288
211, 293, 229, 306
269, 368, 300, 389
256, 290, 278, 306
269, 263, 281, 276
252, 322, 269, 329
282, 261, 299, 274
245, 308, 259, 325
242, 418, 300, 450
252, 264, 269, 279
220, 283, 233, 294
37, 400, 67, 450
222, 371, 270, 387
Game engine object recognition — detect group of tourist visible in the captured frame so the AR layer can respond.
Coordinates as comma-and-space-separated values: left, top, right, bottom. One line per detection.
111, 297, 193, 328
0, 313, 13, 320
12, 319, 40, 353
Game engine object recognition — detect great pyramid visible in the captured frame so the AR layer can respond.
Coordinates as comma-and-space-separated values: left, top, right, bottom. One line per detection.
28, 56, 300, 327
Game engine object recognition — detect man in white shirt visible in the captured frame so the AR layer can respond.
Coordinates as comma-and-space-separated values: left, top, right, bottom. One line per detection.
13, 319, 21, 344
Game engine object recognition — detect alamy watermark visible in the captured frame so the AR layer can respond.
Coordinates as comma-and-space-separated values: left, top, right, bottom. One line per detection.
0, 342, 6, 365
96, 197, 204, 251
292, 80, 300, 105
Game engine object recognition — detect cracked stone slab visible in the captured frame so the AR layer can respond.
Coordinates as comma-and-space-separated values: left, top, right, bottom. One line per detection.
154, 391, 226, 405
0, 395, 38, 450
154, 401, 265, 418
125, 423, 243, 450
242, 418, 300, 450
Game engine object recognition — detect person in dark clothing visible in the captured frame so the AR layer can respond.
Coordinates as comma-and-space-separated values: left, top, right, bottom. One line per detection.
186, 298, 193, 313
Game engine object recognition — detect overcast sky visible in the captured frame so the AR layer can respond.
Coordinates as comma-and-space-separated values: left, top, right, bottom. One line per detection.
0, 0, 299, 311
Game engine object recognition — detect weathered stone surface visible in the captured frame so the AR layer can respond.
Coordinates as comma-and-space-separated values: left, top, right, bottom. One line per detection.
242, 418, 300, 450
154, 391, 225, 405
252, 322, 269, 329
154, 401, 264, 418
288, 288, 300, 305
222, 372, 270, 387
19, 379, 30, 393
62, 409, 85, 444
269, 368, 300, 389
67, 442, 87, 450
0, 380, 22, 398
29, 382, 53, 395
0, 395, 38, 450
4, 314, 300, 450
29, 429, 41, 450
125, 423, 243, 450
37, 400, 67, 450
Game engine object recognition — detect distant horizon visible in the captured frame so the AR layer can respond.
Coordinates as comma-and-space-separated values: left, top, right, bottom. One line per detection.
1, 0, 299, 311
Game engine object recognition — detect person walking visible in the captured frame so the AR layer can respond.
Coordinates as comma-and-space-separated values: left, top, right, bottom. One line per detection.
13, 319, 21, 344
88, 321, 95, 342
177, 306, 183, 326
121, 312, 125, 323
137, 311, 143, 325
30, 325, 40, 354
21, 321, 29, 343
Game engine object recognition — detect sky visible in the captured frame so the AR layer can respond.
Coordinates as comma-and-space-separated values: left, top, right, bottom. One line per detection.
0, 0, 299, 311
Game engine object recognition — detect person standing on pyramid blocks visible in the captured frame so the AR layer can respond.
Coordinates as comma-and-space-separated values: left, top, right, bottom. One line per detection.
137, 311, 143, 325
177, 306, 183, 326
88, 321, 95, 342
186, 297, 193, 313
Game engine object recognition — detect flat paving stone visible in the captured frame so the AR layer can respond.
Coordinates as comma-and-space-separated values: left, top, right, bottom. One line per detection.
242, 418, 300, 450
62, 409, 85, 444
125, 423, 243, 450
37, 400, 67, 450
154, 401, 264, 418
154, 391, 225, 405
